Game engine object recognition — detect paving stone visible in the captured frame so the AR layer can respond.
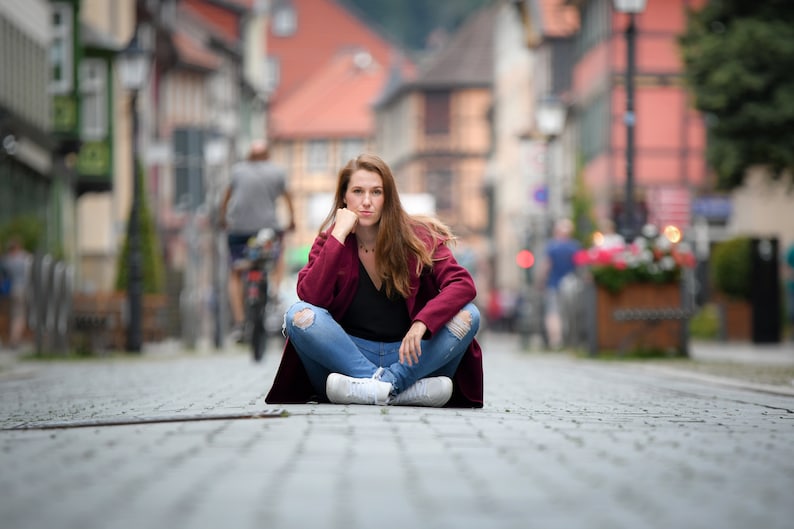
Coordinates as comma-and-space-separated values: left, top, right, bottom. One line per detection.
0, 335, 793, 529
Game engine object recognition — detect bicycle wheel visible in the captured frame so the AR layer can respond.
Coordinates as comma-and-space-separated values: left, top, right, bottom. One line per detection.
251, 306, 266, 361
250, 277, 268, 362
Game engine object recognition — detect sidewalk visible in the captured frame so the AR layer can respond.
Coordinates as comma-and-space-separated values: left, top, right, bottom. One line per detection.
621, 339, 794, 397
689, 339, 794, 365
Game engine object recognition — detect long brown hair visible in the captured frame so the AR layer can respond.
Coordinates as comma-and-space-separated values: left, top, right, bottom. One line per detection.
318, 153, 454, 298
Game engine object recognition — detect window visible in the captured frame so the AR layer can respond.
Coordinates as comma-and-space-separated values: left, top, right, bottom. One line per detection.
80, 59, 107, 139
50, 3, 73, 93
306, 140, 328, 173
426, 169, 453, 211
340, 139, 365, 165
265, 56, 280, 93
173, 127, 206, 210
575, 0, 610, 59
424, 90, 450, 135
579, 93, 608, 163
272, 6, 297, 37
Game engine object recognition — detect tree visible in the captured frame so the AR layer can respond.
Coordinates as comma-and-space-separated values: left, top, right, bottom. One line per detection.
115, 164, 165, 294
679, 0, 794, 189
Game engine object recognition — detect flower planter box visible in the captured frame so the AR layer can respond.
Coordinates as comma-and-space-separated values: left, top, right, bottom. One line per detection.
595, 282, 687, 355
71, 292, 169, 352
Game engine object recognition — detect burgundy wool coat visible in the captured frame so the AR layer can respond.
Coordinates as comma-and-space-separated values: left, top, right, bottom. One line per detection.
265, 228, 484, 408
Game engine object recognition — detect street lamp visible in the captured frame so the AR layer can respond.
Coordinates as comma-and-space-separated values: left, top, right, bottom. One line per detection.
536, 95, 566, 235
536, 95, 566, 139
204, 137, 230, 349
613, 0, 647, 242
118, 34, 150, 353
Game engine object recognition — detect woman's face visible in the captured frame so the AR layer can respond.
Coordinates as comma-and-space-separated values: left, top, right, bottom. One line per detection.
345, 169, 384, 228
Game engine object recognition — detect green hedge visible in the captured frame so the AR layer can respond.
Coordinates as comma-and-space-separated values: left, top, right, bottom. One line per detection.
0, 215, 43, 253
710, 236, 751, 300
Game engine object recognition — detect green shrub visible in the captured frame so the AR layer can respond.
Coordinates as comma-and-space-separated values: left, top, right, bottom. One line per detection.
0, 215, 43, 253
710, 236, 751, 300
689, 303, 719, 339
571, 156, 596, 246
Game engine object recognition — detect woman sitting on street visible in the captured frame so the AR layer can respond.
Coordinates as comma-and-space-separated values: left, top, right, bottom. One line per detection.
265, 153, 483, 407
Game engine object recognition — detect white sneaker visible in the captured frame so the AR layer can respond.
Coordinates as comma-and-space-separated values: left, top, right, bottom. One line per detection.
388, 377, 453, 407
326, 372, 392, 405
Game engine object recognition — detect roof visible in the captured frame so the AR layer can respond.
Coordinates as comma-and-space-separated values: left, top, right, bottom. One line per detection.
172, 31, 223, 70
410, 3, 497, 89
374, 3, 496, 108
266, 0, 412, 105
180, 0, 240, 49
269, 50, 387, 138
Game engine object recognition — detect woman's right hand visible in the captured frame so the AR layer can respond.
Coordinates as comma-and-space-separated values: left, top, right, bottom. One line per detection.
331, 208, 358, 243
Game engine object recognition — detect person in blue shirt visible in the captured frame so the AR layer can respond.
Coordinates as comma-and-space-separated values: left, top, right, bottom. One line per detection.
1, 237, 32, 349
538, 218, 581, 349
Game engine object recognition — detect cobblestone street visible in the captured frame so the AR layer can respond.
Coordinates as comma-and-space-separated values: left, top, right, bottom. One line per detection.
1, 333, 793, 529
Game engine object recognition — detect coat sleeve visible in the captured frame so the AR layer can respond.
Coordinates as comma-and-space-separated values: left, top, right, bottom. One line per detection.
295, 231, 354, 309
412, 243, 478, 335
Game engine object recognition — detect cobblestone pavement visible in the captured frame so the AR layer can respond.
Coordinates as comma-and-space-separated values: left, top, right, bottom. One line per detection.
1, 333, 793, 529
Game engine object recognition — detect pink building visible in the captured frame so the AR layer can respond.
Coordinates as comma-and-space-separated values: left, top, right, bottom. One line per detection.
571, 0, 708, 234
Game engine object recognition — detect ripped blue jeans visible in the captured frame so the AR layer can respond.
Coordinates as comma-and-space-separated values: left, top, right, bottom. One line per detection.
284, 301, 480, 398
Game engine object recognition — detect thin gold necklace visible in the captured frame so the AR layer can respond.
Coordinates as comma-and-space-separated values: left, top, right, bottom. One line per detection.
357, 239, 375, 253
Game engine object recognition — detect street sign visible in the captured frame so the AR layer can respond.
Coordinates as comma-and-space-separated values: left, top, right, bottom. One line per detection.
533, 185, 548, 204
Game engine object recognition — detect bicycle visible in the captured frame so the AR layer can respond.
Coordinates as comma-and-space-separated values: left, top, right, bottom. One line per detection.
238, 228, 282, 362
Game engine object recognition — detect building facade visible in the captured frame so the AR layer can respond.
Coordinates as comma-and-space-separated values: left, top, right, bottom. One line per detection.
265, 0, 413, 270
1, 0, 78, 256
375, 4, 497, 299
570, 0, 708, 235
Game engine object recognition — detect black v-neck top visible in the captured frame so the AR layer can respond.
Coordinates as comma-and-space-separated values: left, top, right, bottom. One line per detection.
339, 261, 411, 342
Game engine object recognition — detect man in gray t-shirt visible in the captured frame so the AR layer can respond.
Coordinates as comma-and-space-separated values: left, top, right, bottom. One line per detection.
219, 141, 295, 340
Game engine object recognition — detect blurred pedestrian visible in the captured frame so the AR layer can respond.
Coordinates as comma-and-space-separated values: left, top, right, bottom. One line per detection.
266, 153, 482, 407
218, 140, 296, 342
538, 218, 581, 350
1, 237, 32, 349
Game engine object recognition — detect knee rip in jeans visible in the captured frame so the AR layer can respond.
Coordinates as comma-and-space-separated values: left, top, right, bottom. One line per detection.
292, 308, 315, 329
446, 310, 472, 340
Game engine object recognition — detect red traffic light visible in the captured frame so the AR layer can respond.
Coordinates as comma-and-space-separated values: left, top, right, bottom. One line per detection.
516, 249, 535, 269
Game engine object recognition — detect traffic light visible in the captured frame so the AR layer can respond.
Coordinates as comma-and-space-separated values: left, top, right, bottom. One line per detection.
517, 249, 535, 283
516, 249, 535, 269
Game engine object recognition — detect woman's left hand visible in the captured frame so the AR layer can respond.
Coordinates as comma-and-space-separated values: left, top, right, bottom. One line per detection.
399, 321, 427, 366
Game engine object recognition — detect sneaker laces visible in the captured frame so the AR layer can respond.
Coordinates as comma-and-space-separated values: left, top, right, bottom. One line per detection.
395, 380, 427, 401
388, 377, 452, 407
345, 368, 389, 404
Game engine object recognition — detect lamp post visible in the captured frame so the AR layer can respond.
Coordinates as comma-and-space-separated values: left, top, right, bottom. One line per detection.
613, 0, 646, 243
536, 95, 567, 235
204, 138, 230, 349
118, 35, 150, 353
